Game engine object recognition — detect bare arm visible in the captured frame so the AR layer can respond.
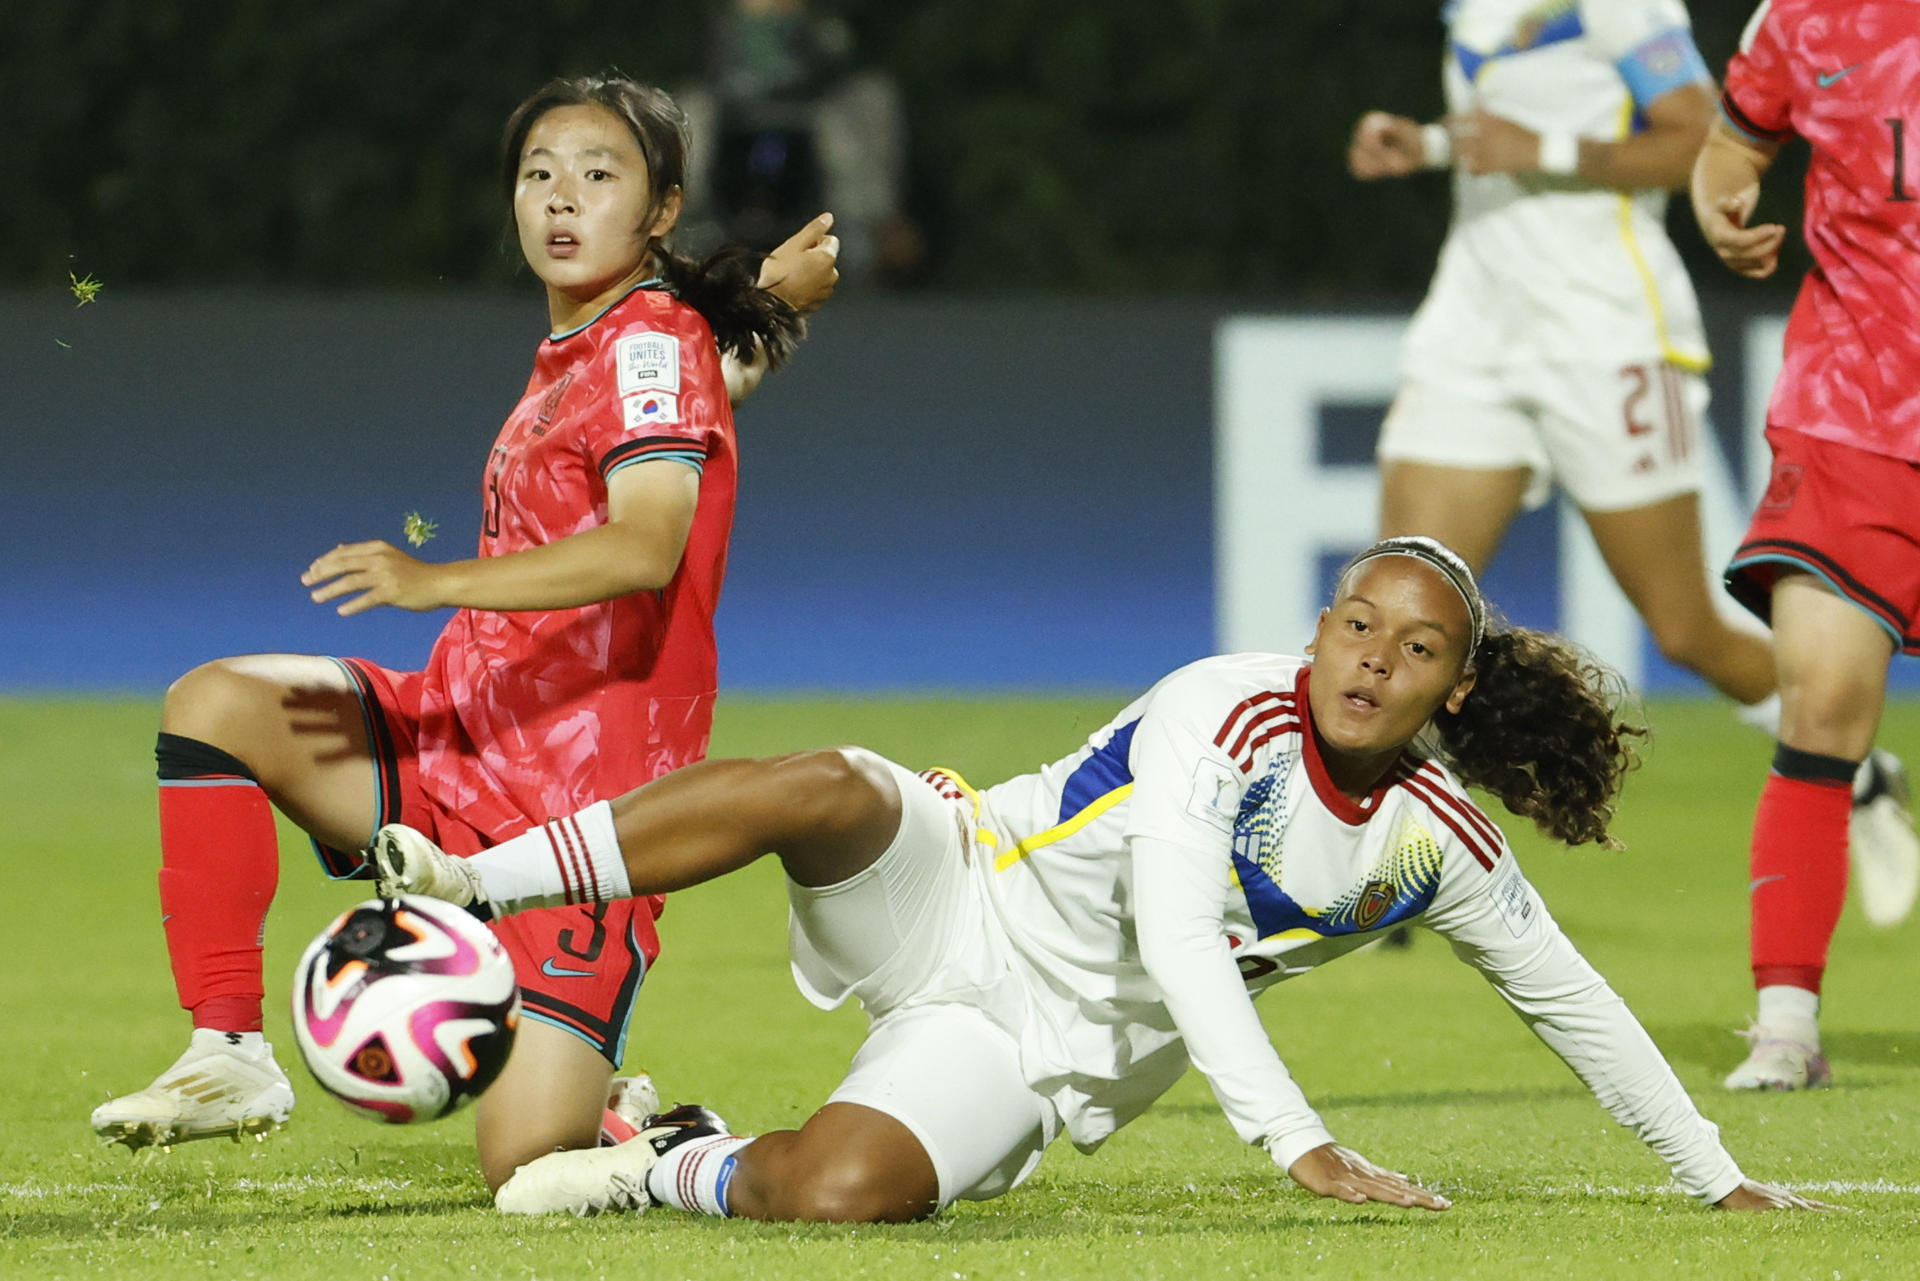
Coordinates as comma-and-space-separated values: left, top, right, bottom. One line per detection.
723, 213, 841, 405
302, 459, 699, 615
1455, 81, 1716, 190
1690, 118, 1786, 278
1349, 111, 1447, 180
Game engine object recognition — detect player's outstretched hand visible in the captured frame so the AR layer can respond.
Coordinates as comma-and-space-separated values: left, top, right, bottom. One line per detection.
1349, 112, 1428, 180
1713, 1180, 1833, 1211
1286, 1142, 1451, 1210
759, 212, 840, 314
1697, 189, 1785, 279
303, 540, 445, 616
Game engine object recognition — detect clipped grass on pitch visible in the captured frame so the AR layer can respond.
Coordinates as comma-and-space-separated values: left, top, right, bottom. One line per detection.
4, 694, 1918, 1280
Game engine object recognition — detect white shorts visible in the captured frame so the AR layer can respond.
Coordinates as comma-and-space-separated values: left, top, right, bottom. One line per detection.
1376, 359, 1708, 513
786, 754, 1059, 1207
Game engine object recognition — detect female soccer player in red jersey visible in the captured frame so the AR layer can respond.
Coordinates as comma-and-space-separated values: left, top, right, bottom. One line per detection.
90, 73, 840, 1191
1694, 0, 1920, 1090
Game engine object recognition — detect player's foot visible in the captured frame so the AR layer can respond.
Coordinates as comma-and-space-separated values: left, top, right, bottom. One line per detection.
371, 823, 488, 909
91, 1030, 295, 1151
1850, 749, 1920, 928
1722, 1027, 1832, 1092
599, 1073, 662, 1146
495, 1102, 730, 1216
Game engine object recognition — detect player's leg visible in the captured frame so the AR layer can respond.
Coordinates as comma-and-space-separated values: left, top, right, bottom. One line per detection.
1577, 493, 1775, 704
1375, 372, 1544, 574
473, 1020, 617, 1193
94, 653, 381, 1149
376, 748, 907, 911
1727, 573, 1894, 1089
475, 896, 662, 1195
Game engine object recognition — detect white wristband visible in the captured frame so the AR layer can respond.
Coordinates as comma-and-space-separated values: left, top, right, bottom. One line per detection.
1420, 122, 1453, 170
1538, 130, 1580, 176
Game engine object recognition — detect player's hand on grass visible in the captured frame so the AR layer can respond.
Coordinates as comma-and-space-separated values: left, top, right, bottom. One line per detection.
1286, 1142, 1451, 1210
1453, 109, 1547, 177
1697, 187, 1784, 280
1349, 112, 1429, 179
759, 213, 840, 314
303, 540, 445, 615
1713, 1180, 1833, 1211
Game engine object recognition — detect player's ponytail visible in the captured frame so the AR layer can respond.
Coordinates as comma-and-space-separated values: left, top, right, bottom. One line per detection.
1431, 622, 1646, 848
502, 73, 805, 370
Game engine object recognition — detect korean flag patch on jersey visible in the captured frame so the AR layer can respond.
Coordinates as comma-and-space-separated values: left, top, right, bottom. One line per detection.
624, 392, 681, 428
616, 332, 681, 396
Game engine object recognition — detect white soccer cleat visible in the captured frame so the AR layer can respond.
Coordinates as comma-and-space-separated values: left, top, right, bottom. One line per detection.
1850, 749, 1920, 929
494, 1138, 661, 1216
496, 1102, 730, 1215
1723, 1028, 1832, 1092
606, 1074, 662, 1133
91, 1031, 296, 1151
371, 823, 488, 908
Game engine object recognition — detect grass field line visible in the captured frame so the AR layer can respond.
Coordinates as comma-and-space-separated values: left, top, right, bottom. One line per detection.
1513, 1179, 1920, 1199
0, 1174, 417, 1200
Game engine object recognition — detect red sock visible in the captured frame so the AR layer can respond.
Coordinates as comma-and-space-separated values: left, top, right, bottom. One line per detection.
1748, 769, 1851, 995
156, 751, 280, 1032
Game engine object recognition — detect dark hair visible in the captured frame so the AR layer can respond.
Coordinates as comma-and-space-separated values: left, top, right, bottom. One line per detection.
501, 73, 803, 368
1432, 618, 1646, 849
1335, 537, 1645, 849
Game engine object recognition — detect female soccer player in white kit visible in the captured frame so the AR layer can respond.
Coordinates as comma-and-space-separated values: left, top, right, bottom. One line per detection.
1349, 0, 1916, 933
374, 537, 1821, 1220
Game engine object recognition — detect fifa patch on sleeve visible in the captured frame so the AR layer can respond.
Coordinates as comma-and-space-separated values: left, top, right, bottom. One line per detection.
624, 392, 681, 428
1186, 759, 1241, 833
616, 332, 682, 396
1490, 862, 1536, 939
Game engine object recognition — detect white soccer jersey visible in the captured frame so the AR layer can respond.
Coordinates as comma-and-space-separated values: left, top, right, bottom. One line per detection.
1403, 0, 1714, 374
956, 653, 1742, 1203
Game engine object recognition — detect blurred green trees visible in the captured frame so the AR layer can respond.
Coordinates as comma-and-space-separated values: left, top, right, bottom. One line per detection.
5, 0, 1774, 295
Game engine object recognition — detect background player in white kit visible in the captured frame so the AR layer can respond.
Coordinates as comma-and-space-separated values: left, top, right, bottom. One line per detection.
375, 538, 1821, 1220
1348, 0, 1916, 928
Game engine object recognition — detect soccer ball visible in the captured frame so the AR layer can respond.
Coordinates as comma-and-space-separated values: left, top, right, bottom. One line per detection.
291, 895, 520, 1124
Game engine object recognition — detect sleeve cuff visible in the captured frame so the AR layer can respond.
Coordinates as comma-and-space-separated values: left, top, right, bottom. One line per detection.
1263, 1124, 1337, 1175
1685, 1156, 1747, 1206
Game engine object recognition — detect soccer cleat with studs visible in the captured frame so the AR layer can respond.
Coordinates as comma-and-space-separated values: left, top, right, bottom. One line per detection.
90, 1031, 296, 1151
370, 823, 489, 910
494, 1102, 730, 1216
1849, 749, 1920, 929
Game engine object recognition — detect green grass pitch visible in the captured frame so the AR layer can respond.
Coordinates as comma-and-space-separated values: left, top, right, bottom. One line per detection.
5, 693, 1919, 1280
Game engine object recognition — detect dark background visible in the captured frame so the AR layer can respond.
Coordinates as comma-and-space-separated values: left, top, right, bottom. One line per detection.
3, 3, 1830, 693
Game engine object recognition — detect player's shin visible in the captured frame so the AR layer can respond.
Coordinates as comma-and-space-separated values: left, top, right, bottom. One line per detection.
155, 733, 279, 1032
462, 801, 633, 911
645, 1132, 754, 1217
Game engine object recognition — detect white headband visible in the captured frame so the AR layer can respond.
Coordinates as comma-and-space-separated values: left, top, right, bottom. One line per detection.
1342, 536, 1485, 650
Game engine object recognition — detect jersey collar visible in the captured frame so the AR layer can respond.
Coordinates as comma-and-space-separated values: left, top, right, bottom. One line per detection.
1293, 665, 1412, 826
546, 277, 667, 343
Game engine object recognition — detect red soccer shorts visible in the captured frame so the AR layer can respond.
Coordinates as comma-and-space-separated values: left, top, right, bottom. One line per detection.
314, 658, 663, 1065
1725, 426, 1920, 655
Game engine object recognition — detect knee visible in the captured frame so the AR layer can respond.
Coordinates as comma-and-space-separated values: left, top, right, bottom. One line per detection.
778, 1151, 936, 1224
161, 659, 262, 746
1778, 675, 1880, 759
783, 748, 900, 842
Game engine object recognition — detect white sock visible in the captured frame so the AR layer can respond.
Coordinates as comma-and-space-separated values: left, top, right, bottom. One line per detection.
191, 1028, 267, 1057
645, 1135, 752, 1217
1755, 984, 1821, 1043
468, 800, 632, 913
1737, 694, 1783, 738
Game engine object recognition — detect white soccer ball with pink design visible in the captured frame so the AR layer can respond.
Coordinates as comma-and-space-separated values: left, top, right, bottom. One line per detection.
291, 896, 519, 1123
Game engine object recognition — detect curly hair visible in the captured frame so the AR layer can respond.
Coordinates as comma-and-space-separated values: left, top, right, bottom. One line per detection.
1431, 619, 1647, 848
500, 73, 804, 369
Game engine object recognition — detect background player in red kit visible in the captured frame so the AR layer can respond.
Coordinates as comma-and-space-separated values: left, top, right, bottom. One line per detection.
1693, 0, 1920, 1090
89, 73, 839, 1190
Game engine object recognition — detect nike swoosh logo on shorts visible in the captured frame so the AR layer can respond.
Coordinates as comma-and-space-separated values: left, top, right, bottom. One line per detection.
1817, 65, 1859, 87
1749, 873, 1786, 893
540, 958, 594, 978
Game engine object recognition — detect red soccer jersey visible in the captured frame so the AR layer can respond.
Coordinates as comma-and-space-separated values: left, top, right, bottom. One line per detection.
411, 284, 737, 842
1722, 0, 1920, 462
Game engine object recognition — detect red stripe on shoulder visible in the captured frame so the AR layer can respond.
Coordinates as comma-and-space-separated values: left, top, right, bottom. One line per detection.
1414, 763, 1504, 849
1399, 775, 1501, 872
1214, 690, 1288, 749
1238, 718, 1303, 773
